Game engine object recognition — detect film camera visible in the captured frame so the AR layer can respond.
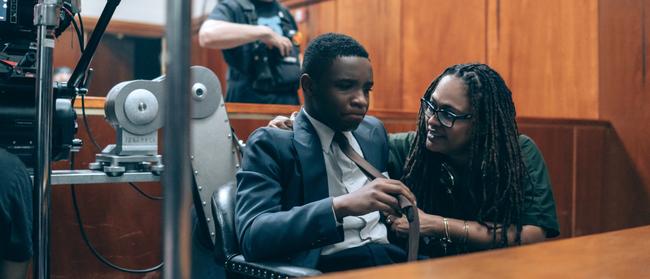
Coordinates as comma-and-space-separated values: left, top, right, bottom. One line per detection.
0, 0, 79, 167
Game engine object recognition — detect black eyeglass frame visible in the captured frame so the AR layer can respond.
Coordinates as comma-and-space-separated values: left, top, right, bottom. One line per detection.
420, 97, 473, 128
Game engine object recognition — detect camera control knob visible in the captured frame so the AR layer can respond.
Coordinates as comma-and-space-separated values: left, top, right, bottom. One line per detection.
123, 89, 159, 126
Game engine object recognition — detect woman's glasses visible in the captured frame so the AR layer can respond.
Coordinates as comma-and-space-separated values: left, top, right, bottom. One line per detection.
420, 98, 472, 128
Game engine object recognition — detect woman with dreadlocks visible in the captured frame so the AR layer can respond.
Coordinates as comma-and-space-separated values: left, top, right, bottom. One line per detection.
385, 63, 559, 257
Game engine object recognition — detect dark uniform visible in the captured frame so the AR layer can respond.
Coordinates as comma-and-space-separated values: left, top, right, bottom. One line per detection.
0, 148, 32, 262
208, 0, 300, 105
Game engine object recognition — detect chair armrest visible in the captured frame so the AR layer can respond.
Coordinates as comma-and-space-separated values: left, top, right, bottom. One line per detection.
226, 255, 322, 278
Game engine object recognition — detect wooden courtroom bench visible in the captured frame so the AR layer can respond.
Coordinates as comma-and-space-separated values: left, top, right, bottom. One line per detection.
315, 225, 650, 278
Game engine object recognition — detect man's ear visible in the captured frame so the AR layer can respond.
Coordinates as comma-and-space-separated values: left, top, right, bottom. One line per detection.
301, 73, 313, 97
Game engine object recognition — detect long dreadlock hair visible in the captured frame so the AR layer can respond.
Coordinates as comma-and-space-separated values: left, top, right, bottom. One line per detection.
402, 63, 527, 248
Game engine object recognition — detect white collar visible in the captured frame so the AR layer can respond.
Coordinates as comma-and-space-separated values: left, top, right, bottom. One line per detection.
303, 108, 354, 154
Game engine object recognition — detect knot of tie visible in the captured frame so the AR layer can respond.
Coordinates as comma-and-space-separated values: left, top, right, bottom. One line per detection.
333, 132, 349, 149
333, 132, 384, 180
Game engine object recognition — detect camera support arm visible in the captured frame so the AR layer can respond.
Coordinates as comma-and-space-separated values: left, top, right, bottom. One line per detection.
67, 0, 121, 91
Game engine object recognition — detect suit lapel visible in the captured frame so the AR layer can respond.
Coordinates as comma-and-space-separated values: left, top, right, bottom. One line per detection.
293, 112, 329, 203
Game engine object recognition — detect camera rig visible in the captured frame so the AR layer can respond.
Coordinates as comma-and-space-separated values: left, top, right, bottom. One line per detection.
0, 0, 79, 167
2, 1, 223, 278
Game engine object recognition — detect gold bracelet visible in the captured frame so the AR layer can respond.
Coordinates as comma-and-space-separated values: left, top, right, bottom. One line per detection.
440, 217, 453, 255
462, 220, 469, 252
443, 218, 452, 243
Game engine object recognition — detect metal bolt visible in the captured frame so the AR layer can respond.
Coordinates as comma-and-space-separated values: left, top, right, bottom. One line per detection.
190, 155, 194, 160
198, 186, 203, 191
194, 170, 198, 174
138, 102, 147, 112
206, 217, 211, 222
202, 201, 207, 206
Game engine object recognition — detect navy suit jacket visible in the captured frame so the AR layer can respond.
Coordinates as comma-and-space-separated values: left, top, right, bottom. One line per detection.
235, 111, 390, 268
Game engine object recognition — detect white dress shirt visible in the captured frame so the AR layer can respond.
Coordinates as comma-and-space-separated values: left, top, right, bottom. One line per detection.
303, 109, 389, 255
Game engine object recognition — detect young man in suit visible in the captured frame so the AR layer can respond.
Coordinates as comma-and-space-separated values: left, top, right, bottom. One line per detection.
235, 33, 416, 272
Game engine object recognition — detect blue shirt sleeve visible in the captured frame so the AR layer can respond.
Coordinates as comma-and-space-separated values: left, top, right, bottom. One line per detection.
208, 0, 236, 22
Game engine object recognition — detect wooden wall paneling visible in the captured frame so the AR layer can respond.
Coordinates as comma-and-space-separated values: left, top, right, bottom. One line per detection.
597, 0, 650, 231
226, 103, 419, 140
518, 124, 575, 238
51, 116, 162, 278
645, 0, 650, 186
336, 0, 402, 110
573, 126, 606, 236
381, 120, 417, 134
487, 0, 599, 119
290, 6, 309, 105
367, 110, 418, 133
301, 0, 337, 42
290, 0, 338, 104
54, 29, 82, 69
646, 0, 650, 87
600, 127, 650, 231
230, 119, 272, 141
598, 0, 650, 193
401, 0, 487, 112
229, 116, 416, 141
227, 103, 299, 140
292, 7, 310, 54
86, 34, 135, 97
191, 34, 229, 93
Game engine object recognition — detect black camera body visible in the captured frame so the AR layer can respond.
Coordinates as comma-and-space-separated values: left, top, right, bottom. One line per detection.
0, 0, 38, 39
0, 0, 77, 167
0, 77, 76, 167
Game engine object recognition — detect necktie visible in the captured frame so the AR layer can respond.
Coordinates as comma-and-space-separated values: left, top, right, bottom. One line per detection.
327, 142, 347, 197
333, 132, 420, 261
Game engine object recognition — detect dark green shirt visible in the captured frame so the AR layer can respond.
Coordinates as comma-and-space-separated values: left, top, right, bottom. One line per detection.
387, 132, 560, 237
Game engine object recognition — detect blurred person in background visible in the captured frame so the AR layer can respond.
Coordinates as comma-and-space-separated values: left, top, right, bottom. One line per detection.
199, 0, 301, 105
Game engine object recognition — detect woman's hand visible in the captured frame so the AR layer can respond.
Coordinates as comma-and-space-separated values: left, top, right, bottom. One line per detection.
386, 214, 409, 237
267, 111, 298, 130
387, 208, 438, 237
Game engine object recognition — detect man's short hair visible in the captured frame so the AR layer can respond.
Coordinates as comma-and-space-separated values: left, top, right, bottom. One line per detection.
302, 33, 369, 81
